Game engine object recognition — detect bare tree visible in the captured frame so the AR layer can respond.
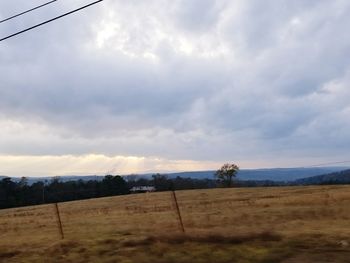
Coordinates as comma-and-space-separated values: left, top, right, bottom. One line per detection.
215, 163, 239, 187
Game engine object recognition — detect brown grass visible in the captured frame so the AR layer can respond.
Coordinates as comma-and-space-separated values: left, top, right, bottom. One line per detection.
1, 185, 350, 262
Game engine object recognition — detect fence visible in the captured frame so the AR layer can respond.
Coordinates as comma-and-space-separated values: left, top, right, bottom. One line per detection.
1, 186, 350, 247
51, 190, 184, 241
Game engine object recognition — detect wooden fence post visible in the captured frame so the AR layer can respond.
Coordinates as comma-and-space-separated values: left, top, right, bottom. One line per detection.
171, 191, 185, 233
54, 203, 64, 240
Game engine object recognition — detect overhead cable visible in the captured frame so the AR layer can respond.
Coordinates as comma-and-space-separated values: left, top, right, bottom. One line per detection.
0, 0, 58, 24
0, 0, 103, 42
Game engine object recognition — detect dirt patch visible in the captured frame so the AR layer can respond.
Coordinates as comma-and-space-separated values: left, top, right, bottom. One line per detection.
122, 231, 282, 247
46, 240, 81, 255
0, 250, 20, 260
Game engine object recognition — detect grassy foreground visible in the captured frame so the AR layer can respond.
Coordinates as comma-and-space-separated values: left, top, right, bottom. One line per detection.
1, 185, 350, 262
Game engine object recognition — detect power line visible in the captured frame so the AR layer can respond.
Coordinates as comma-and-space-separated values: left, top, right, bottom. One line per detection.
302, 160, 350, 168
0, 0, 104, 42
0, 0, 58, 24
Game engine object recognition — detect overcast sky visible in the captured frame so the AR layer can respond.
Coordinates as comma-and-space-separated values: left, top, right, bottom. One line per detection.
1, 0, 350, 176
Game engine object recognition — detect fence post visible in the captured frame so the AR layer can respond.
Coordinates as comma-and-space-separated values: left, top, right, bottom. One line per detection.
54, 203, 64, 240
171, 190, 185, 233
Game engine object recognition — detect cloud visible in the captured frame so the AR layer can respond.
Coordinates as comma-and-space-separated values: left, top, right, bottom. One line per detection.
1, 0, 350, 175
0, 154, 223, 177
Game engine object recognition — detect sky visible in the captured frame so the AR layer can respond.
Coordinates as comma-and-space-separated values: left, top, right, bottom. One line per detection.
1, 0, 350, 177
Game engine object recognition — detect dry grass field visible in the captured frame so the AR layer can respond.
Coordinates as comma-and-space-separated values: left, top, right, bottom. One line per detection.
1, 185, 350, 262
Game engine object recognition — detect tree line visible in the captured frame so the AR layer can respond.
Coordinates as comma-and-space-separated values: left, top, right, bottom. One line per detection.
0, 174, 219, 210
0, 175, 130, 209
0, 163, 245, 210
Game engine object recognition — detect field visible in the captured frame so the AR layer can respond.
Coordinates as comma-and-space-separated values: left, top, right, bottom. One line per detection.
1, 185, 350, 262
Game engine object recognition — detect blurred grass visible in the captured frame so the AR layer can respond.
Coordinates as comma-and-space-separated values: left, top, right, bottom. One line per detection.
1, 185, 350, 262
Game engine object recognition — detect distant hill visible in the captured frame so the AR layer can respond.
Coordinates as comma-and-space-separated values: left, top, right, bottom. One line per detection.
165, 167, 347, 181
1, 167, 347, 184
294, 169, 350, 185
0, 175, 104, 185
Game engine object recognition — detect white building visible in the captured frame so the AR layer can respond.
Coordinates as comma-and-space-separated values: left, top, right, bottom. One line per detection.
130, 186, 156, 193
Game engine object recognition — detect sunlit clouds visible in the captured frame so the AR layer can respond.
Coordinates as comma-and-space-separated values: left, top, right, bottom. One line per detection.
0, 154, 223, 177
